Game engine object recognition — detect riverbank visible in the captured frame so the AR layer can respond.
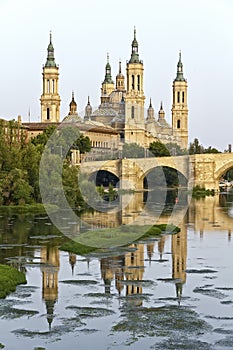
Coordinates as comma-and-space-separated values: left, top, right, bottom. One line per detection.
0, 264, 26, 298
0, 203, 58, 215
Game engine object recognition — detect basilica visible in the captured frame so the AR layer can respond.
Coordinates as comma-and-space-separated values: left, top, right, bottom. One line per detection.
23, 29, 188, 159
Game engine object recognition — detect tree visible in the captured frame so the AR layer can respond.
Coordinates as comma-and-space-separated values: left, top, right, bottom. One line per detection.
149, 141, 170, 157
31, 125, 57, 148
165, 142, 187, 156
122, 143, 145, 158
203, 146, 220, 154
73, 134, 91, 154
189, 138, 204, 154
21, 142, 42, 202
62, 164, 84, 208
189, 138, 221, 154
0, 168, 33, 205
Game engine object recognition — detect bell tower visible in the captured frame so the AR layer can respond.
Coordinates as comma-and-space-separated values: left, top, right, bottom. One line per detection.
124, 28, 146, 144
40, 33, 61, 123
171, 52, 188, 149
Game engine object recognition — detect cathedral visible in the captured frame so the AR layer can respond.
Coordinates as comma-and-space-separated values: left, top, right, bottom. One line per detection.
26, 29, 188, 156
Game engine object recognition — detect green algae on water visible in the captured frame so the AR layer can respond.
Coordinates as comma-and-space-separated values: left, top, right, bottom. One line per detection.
0, 264, 26, 299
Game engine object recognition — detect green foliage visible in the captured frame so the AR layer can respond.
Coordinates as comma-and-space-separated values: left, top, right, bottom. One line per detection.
0, 124, 91, 208
204, 146, 220, 154
0, 169, 33, 205
108, 183, 117, 201
189, 138, 204, 154
149, 141, 170, 157
97, 185, 105, 198
192, 185, 215, 198
31, 125, 57, 148
122, 143, 145, 158
145, 166, 187, 188
189, 138, 221, 154
60, 224, 180, 254
73, 133, 91, 154
165, 142, 188, 156
0, 264, 26, 298
79, 179, 99, 204
62, 164, 84, 208
60, 240, 96, 256
0, 203, 57, 214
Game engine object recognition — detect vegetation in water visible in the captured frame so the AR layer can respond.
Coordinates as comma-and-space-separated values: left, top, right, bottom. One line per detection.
0, 264, 26, 298
111, 305, 212, 346
192, 185, 215, 198
60, 224, 179, 254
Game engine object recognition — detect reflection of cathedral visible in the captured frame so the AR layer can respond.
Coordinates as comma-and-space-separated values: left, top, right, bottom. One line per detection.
22, 29, 188, 151
99, 227, 187, 304
100, 243, 145, 304
40, 245, 60, 329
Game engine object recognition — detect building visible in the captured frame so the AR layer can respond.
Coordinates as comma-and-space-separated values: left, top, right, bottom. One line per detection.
0, 117, 28, 145
24, 29, 189, 154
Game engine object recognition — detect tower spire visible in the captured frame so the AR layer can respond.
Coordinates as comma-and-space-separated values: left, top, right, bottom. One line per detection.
104, 53, 114, 84
116, 59, 125, 91
45, 32, 57, 67
147, 98, 155, 121
175, 51, 185, 82
149, 97, 152, 108
84, 95, 92, 120
119, 60, 122, 74
129, 27, 140, 63
158, 101, 165, 121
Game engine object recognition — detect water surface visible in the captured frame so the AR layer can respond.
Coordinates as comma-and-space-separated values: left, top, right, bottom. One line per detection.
0, 192, 233, 349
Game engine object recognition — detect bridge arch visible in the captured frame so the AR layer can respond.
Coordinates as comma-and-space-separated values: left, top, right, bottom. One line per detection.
142, 165, 188, 189
89, 170, 120, 187
215, 160, 233, 182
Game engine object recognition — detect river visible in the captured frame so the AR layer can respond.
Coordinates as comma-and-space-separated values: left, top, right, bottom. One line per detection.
0, 190, 233, 349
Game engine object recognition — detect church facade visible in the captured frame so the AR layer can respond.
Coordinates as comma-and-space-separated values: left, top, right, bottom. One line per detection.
39, 29, 188, 152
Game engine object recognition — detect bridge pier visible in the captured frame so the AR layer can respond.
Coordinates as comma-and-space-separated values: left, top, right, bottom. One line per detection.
120, 159, 144, 191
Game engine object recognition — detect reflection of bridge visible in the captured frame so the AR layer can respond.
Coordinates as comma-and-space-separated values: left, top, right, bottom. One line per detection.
80, 153, 233, 191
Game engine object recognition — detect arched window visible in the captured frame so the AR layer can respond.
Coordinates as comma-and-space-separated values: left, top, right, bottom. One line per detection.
177, 119, 181, 129
52, 79, 55, 93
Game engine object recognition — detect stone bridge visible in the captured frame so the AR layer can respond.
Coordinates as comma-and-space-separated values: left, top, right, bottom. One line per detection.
79, 153, 233, 191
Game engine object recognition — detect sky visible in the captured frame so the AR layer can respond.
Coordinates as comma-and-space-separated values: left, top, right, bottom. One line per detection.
0, 0, 233, 151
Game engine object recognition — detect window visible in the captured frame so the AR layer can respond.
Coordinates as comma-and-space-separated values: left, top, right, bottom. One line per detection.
131, 106, 134, 118
177, 119, 180, 128
137, 75, 140, 90
177, 91, 180, 103
52, 79, 55, 93
47, 108, 50, 120
182, 91, 185, 103
132, 75, 135, 90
